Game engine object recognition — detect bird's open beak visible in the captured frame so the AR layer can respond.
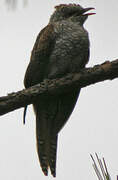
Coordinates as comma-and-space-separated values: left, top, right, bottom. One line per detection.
83, 7, 96, 16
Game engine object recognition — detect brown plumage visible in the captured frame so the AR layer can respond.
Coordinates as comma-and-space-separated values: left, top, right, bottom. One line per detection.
24, 3, 94, 177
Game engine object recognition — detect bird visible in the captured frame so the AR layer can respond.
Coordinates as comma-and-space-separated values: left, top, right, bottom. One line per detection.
24, 4, 95, 177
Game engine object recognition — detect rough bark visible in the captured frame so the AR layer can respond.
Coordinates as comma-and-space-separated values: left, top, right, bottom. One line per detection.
0, 59, 118, 116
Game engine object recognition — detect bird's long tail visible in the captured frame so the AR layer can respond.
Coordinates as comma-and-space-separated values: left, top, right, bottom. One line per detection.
36, 127, 58, 177
34, 89, 80, 177
34, 98, 59, 177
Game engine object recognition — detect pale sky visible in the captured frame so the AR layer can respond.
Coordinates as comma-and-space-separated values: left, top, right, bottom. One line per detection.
0, 0, 118, 179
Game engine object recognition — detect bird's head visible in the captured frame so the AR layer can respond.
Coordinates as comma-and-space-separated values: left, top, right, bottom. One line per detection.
50, 4, 95, 24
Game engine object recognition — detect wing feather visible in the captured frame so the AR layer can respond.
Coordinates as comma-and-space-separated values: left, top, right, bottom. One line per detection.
24, 24, 57, 88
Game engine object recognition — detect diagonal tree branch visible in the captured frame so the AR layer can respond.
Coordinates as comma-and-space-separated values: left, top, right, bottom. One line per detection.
0, 59, 118, 116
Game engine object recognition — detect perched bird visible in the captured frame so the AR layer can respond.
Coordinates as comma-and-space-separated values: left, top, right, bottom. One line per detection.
24, 4, 94, 177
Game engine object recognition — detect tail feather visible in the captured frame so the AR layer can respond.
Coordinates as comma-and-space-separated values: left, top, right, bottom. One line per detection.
49, 135, 58, 177
34, 98, 58, 177
36, 124, 58, 177
36, 109, 49, 176
34, 89, 80, 177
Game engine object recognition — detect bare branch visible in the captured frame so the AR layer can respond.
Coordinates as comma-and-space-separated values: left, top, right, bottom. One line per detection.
0, 59, 118, 116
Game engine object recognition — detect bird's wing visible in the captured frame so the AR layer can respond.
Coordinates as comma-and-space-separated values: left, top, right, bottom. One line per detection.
23, 23, 57, 124
24, 23, 57, 88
